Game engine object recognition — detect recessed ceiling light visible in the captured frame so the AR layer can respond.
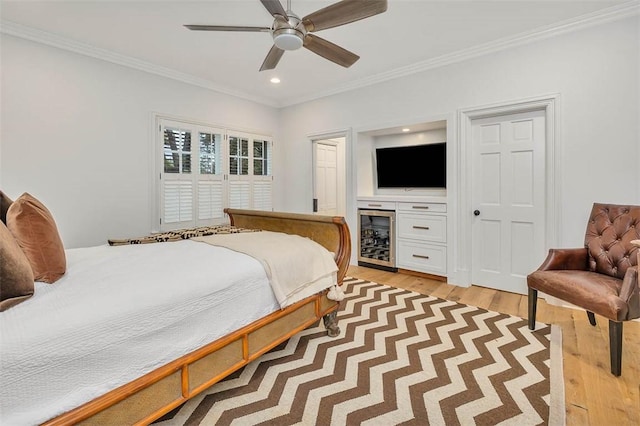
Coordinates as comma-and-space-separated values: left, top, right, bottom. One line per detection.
270, 77, 281, 84
402, 128, 410, 132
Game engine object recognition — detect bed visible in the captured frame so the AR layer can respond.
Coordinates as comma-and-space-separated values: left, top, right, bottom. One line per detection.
0, 207, 351, 426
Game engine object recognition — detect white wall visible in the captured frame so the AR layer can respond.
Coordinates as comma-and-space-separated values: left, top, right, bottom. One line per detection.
1, 35, 279, 248
277, 16, 639, 269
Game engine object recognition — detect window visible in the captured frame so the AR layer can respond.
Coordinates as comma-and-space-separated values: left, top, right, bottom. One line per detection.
163, 128, 191, 174
253, 139, 270, 176
227, 132, 273, 211
229, 136, 249, 176
157, 118, 272, 231
199, 132, 218, 175
162, 125, 195, 225
196, 131, 224, 222
251, 138, 273, 211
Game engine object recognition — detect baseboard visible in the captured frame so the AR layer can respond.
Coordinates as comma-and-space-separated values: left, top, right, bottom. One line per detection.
397, 268, 447, 282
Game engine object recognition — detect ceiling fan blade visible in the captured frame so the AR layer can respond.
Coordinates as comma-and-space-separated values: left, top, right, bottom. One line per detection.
259, 45, 285, 71
260, 0, 287, 18
184, 25, 270, 32
303, 33, 359, 68
302, 0, 387, 32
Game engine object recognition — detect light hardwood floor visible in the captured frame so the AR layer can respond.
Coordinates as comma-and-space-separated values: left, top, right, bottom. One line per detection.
347, 265, 640, 426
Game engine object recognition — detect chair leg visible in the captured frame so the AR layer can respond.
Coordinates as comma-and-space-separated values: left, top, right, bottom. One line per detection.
587, 311, 596, 326
528, 287, 538, 330
609, 320, 623, 376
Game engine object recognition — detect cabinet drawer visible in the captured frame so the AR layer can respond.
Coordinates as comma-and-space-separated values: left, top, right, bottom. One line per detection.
357, 200, 396, 211
397, 213, 446, 243
397, 241, 447, 275
397, 202, 446, 213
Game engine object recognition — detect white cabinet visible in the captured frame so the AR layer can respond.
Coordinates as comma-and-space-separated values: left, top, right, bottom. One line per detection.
357, 200, 397, 211
397, 240, 447, 275
396, 212, 446, 243
396, 201, 447, 276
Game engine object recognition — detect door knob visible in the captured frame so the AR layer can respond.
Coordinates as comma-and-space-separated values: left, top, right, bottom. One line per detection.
473, 210, 480, 216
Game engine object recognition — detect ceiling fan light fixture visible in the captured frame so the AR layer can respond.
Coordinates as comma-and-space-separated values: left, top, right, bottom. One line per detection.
184, 0, 388, 71
273, 29, 303, 50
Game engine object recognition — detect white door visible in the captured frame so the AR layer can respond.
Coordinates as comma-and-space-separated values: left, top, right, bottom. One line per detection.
471, 109, 546, 294
313, 141, 338, 215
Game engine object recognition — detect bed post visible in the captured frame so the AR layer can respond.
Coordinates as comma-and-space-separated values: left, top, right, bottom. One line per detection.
323, 311, 340, 337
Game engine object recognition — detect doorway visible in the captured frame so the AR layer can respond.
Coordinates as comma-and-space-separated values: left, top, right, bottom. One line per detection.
458, 95, 559, 295
312, 137, 346, 216
470, 110, 546, 294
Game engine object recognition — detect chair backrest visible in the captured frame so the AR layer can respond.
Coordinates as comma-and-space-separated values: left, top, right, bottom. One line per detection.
584, 203, 640, 279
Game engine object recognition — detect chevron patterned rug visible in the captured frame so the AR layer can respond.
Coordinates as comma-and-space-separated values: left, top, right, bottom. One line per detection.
155, 278, 565, 425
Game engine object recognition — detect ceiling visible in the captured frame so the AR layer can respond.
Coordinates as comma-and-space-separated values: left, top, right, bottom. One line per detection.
0, 0, 634, 107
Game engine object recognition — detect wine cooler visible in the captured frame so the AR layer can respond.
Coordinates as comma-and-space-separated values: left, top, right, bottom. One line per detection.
358, 209, 396, 271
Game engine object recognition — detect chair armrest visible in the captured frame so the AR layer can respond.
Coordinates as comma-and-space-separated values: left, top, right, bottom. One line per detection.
620, 266, 639, 320
536, 248, 589, 271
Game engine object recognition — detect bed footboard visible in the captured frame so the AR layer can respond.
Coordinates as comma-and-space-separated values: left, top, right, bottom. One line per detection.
225, 208, 351, 284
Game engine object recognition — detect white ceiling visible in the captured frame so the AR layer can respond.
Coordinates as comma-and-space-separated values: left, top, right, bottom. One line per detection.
1, 0, 635, 107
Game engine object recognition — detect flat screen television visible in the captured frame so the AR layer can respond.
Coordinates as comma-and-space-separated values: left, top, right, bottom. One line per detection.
375, 143, 446, 188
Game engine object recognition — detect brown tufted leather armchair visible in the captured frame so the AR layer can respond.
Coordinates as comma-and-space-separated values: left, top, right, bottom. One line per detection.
527, 203, 640, 376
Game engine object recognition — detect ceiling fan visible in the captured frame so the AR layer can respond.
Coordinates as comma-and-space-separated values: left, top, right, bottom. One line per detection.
184, 0, 388, 71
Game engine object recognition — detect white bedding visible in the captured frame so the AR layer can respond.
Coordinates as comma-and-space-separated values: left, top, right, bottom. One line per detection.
193, 231, 338, 308
0, 239, 295, 425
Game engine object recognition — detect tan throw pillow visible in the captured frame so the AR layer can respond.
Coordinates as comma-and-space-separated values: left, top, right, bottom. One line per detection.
0, 221, 35, 311
0, 190, 13, 224
6, 193, 66, 283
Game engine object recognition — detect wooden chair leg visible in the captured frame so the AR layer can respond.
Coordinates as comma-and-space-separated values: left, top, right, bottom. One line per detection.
587, 311, 596, 326
609, 320, 623, 376
528, 287, 538, 330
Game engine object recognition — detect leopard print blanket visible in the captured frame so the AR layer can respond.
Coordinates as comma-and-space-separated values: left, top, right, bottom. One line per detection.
108, 225, 260, 246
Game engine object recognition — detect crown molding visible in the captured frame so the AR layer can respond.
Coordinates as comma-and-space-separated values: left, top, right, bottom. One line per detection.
0, 20, 279, 108
1, 1, 638, 109
279, 0, 640, 107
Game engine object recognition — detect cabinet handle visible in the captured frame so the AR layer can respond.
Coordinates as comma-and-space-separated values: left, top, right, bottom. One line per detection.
413, 254, 430, 259
412, 206, 429, 209
368, 203, 382, 207
413, 226, 430, 230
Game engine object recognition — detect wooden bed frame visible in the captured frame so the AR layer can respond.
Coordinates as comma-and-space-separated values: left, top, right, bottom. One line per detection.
42, 209, 351, 426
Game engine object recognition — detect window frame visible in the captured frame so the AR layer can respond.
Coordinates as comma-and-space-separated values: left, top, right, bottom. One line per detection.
152, 115, 273, 232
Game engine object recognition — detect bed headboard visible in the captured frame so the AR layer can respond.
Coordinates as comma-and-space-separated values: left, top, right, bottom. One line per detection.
225, 208, 351, 284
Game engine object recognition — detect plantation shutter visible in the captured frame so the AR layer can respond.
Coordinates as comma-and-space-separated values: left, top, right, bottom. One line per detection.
161, 125, 194, 228
253, 181, 272, 211
197, 181, 224, 220
158, 118, 273, 231
228, 133, 251, 209
195, 129, 225, 224
252, 137, 273, 211
160, 120, 225, 231
164, 181, 193, 223
228, 181, 251, 209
